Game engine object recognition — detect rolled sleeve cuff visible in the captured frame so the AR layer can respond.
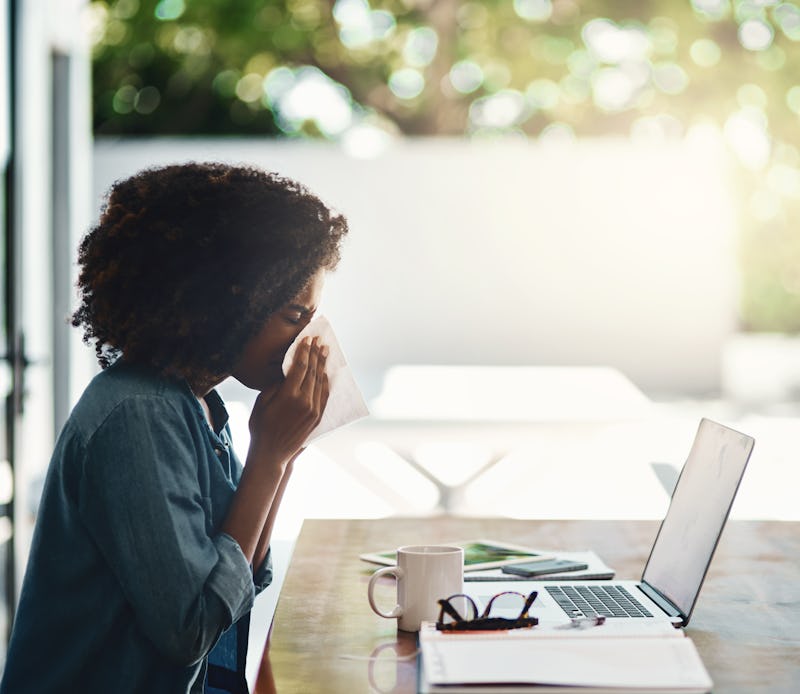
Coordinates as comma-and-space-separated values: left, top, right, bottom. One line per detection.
253, 547, 274, 595
208, 533, 256, 625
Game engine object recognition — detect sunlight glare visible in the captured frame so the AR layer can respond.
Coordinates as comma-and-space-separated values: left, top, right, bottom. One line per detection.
355, 442, 440, 511
591, 67, 638, 111
724, 107, 771, 170
582, 18, 651, 64
469, 90, 527, 127
342, 122, 393, 158
413, 442, 494, 487
334, 0, 395, 48
263, 66, 354, 136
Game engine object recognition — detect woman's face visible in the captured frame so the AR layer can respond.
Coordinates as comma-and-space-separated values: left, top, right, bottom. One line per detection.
231, 269, 326, 392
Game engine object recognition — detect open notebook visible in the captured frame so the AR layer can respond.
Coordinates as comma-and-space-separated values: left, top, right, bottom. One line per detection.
419, 621, 712, 693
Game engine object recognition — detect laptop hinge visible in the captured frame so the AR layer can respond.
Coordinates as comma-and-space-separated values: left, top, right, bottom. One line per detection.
637, 583, 686, 626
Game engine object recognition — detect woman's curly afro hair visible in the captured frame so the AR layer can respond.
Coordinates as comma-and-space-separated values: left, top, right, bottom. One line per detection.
72, 162, 348, 390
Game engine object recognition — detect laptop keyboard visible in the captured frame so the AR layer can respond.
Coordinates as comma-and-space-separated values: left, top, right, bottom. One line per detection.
546, 585, 653, 618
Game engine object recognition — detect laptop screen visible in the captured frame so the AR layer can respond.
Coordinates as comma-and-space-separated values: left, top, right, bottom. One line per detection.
641, 418, 754, 621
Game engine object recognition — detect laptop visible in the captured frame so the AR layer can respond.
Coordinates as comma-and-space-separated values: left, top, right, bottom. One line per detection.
474, 418, 754, 629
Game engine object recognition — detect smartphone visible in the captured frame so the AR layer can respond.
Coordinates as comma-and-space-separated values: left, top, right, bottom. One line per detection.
501, 558, 589, 577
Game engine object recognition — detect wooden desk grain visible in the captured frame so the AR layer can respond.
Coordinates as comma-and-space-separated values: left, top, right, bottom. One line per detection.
256, 518, 800, 694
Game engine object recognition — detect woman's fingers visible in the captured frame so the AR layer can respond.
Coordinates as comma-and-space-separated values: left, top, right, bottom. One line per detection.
249, 337, 330, 460
286, 336, 329, 423
313, 345, 330, 423
300, 337, 322, 395
284, 337, 312, 391
299, 340, 329, 429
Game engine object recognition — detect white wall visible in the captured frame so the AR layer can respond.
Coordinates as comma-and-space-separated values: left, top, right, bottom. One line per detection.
92, 137, 739, 398
13, 0, 54, 590
11, 0, 92, 595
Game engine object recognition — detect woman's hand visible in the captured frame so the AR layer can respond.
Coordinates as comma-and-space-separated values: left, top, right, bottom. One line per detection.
247, 337, 330, 468
223, 342, 327, 564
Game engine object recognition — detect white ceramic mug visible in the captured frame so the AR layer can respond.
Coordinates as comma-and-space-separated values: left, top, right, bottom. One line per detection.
367, 545, 464, 632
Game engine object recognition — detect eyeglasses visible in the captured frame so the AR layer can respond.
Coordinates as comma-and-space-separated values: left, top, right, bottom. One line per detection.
435, 590, 539, 632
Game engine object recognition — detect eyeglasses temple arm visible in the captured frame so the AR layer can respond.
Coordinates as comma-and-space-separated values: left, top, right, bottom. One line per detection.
437, 598, 467, 624
520, 591, 538, 618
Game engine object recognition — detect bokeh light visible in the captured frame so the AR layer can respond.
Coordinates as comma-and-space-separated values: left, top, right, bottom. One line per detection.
775, 2, 800, 39
388, 68, 425, 100
333, 0, 395, 49
786, 85, 800, 113
737, 83, 768, 109
263, 66, 355, 137
403, 27, 438, 67
690, 38, 722, 67
449, 60, 484, 94
514, 0, 553, 23
652, 62, 689, 95
591, 66, 641, 111
134, 86, 160, 114
154, 0, 184, 22
112, 84, 137, 114
469, 89, 527, 128
582, 18, 651, 64
738, 18, 775, 51
691, 0, 730, 21
526, 78, 560, 110
235, 74, 263, 103
539, 122, 575, 145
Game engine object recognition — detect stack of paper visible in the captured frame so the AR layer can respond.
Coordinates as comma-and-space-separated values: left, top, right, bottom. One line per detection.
419, 621, 712, 693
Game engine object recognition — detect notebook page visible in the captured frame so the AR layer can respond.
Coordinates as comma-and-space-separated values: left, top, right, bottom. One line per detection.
420, 632, 712, 690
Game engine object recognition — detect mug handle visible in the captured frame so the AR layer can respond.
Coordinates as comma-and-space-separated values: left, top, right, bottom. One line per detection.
367, 566, 405, 619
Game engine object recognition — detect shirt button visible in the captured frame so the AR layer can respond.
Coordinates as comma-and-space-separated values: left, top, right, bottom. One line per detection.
214, 447, 223, 457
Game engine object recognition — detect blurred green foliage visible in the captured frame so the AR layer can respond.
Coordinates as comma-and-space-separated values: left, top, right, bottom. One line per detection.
90, 0, 800, 331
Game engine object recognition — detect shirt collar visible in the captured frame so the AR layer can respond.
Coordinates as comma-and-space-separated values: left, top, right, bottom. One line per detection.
202, 389, 230, 435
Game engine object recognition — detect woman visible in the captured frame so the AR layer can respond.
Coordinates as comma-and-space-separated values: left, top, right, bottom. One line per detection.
1, 162, 348, 693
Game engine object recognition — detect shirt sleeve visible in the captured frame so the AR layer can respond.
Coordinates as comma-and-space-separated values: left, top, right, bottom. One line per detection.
78, 395, 255, 667
225, 425, 273, 596
253, 547, 273, 595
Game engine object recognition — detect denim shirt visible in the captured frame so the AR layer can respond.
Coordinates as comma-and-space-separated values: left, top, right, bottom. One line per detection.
1, 362, 272, 694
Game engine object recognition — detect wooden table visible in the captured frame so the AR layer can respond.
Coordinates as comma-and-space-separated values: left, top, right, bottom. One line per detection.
255, 518, 800, 693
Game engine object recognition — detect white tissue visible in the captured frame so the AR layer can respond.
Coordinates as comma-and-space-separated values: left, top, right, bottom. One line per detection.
281, 315, 369, 445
